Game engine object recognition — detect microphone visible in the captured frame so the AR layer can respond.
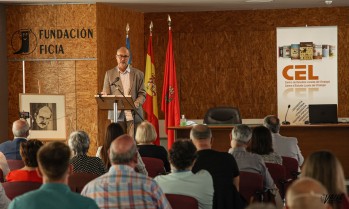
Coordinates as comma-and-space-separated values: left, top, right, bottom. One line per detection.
110, 77, 120, 87
282, 104, 291, 125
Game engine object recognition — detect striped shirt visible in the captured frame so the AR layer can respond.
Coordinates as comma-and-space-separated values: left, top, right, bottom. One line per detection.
81, 165, 171, 209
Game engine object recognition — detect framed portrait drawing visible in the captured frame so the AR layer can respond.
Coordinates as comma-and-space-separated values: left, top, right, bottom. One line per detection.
19, 94, 66, 140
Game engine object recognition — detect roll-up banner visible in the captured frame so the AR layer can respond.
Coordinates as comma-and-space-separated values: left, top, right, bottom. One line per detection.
277, 26, 338, 125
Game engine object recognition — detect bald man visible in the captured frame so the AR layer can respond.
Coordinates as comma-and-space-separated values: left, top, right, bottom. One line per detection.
0, 119, 29, 159
81, 134, 171, 209
191, 124, 245, 209
286, 177, 332, 209
102, 46, 146, 136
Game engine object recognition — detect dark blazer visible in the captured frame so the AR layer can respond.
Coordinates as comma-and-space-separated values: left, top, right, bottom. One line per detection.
102, 66, 146, 123
0, 138, 27, 160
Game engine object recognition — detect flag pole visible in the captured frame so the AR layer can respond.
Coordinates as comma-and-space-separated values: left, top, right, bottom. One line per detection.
126, 23, 132, 65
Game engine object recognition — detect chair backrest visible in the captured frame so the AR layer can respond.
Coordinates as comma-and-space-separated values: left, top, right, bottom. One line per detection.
265, 163, 287, 199
281, 156, 299, 180
165, 193, 198, 209
239, 171, 264, 203
2, 181, 42, 200
68, 172, 99, 193
141, 157, 165, 178
203, 107, 242, 124
7, 159, 25, 171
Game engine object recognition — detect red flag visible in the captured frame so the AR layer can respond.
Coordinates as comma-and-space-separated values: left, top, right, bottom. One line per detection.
143, 28, 160, 145
161, 23, 180, 149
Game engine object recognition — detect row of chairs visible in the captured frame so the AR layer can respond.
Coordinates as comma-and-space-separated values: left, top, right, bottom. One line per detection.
238, 156, 300, 204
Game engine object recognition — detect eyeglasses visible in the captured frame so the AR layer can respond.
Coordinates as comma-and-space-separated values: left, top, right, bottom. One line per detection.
117, 54, 130, 59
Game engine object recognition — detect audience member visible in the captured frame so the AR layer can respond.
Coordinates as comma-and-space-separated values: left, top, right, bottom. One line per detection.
248, 126, 282, 165
0, 152, 10, 176
0, 184, 10, 208
82, 134, 171, 209
96, 122, 148, 176
191, 124, 245, 209
286, 177, 331, 209
8, 141, 99, 209
68, 131, 107, 176
136, 121, 170, 172
6, 139, 43, 183
263, 115, 304, 166
301, 150, 347, 209
96, 122, 124, 168
229, 124, 282, 208
155, 139, 214, 209
0, 119, 29, 160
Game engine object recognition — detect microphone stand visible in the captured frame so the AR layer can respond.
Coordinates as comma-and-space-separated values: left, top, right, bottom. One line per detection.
114, 85, 144, 140
282, 105, 291, 125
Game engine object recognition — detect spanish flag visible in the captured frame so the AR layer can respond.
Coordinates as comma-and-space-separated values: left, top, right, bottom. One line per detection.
143, 22, 160, 145
161, 16, 180, 149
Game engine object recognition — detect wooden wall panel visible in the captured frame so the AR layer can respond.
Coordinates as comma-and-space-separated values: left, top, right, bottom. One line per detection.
145, 7, 349, 120
96, 3, 144, 147
6, 5, 98, 154
76, 60, 98, 155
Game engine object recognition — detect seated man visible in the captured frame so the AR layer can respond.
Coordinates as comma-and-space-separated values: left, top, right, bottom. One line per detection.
191, 124, 245, 209
81, 134, 171, 209
155, 139, 214, 209
263, 115, 304, 166
8, 141, 99, 209
229, 124, 282, 208
286, 177, 331, 209
0, 119, 29, 160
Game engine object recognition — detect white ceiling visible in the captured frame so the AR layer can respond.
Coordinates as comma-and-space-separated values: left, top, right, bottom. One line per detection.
0, 0, 348, 13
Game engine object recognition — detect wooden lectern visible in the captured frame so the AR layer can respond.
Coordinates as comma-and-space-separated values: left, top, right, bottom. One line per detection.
95, 95, 134, 122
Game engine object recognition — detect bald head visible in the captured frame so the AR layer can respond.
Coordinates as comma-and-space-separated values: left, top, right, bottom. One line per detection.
190, 124, 212, 140
12, 119, 29, 138
263, 115, 280, 133
286, 177, 330, 209
109, 134, 137, 166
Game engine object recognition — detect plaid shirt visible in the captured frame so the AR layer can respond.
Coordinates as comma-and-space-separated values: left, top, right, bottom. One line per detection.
81, 164, 171, 209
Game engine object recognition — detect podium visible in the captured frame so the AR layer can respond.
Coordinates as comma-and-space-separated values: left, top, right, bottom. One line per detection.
95, 95, 134, 122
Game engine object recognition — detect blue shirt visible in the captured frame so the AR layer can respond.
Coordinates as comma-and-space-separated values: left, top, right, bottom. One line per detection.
8, 183, 99, 209
0, 138, 26, 160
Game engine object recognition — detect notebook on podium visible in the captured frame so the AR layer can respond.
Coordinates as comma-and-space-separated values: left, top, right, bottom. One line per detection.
308, 104, 338, 124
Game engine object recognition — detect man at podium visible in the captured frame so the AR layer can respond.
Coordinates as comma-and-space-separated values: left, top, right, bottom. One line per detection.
102, 46, 146, 136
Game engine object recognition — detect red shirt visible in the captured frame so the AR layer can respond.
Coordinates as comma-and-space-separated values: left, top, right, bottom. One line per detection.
6, 169, 42, 183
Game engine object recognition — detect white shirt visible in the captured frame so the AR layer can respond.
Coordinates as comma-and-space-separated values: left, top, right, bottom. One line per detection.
119, 67, 132, 121
272, 133, 304, 166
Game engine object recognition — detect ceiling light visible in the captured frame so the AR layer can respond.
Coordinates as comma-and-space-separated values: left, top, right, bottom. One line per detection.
325, 0, 332, 5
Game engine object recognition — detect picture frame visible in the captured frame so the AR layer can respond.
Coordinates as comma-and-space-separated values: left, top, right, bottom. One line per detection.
19, 93, 66, 140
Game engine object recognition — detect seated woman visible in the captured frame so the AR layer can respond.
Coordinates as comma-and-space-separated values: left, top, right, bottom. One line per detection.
301, 150, 348, 209
6, 139, 43, 183
248, 126, 282, 165
69, 131, 107, 176
136, 121, 170, 172
96, 123, 148, 176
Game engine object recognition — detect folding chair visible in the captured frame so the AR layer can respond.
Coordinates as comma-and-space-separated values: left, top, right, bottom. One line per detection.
239, 171, 264, 203
2, 181, 42, 200
68, 172, 99, 193
141, 157, 166, 178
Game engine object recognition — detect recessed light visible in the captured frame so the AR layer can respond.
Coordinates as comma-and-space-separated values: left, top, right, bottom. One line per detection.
325, 0, 332, 5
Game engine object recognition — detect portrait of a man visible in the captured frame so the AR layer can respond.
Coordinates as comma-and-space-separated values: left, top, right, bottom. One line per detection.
30, 103, 57, 131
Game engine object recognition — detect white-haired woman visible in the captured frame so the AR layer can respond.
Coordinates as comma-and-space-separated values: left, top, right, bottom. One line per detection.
136, 121, 170, 172
69, 131, 107, 176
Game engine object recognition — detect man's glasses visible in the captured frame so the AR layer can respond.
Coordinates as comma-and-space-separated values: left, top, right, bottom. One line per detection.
117, 54, 130, 59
